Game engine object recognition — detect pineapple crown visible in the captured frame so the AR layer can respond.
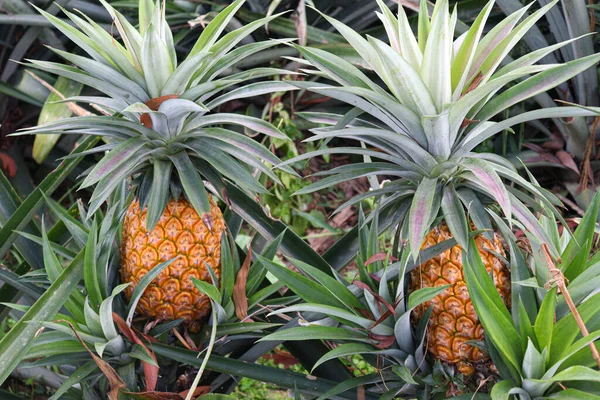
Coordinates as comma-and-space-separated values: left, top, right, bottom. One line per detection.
279, 0, 600, 259
19, 0, 297, 230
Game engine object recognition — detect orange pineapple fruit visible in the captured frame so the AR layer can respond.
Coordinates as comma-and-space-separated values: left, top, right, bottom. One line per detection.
409, 223, 511, 373
121, 197, 225, 331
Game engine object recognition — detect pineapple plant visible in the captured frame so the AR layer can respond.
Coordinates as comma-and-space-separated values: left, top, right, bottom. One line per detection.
20, 0, 295, 331
261, 215, 454, 398
463, 190, 600, 398
278, 0, 600, 379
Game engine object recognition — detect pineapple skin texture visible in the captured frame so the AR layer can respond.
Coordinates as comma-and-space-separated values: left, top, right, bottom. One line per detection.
120, 197, 225, 331
409, 223, 511, 366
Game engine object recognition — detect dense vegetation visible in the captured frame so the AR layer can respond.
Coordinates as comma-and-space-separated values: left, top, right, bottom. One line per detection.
0, 0, 599, 398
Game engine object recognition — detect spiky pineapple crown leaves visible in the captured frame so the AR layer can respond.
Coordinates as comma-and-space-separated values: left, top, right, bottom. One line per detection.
278, 0, 600, 259
18, 0, 298, 230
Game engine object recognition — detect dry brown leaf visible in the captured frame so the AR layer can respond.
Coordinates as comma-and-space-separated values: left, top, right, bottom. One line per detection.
113, 313, 159, 392
179, 386, 210, 399
141, 94, 179, 128
59, 320, 126, 400
234, 247, 253, 321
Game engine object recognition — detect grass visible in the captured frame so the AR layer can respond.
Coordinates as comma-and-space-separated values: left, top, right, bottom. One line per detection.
234, 350, 307, 400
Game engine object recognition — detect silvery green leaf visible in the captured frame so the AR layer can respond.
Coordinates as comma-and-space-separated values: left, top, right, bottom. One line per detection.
368, 37, 436, 116
472, 2, 546, 83
99, 0, 143, 68
169, 152, 211, 215
94, 341, 109, 358
294, 44, 380, 92
189, 0, 246, 56
451, 0, 494, 98
307, 129, 435, 171
449, 65, 553, 138
290, 258, 364, 311
441, 184, 469, 249
54, 7, 145, 88
160, 50, 210, 95
62, 96, 128, 112
141, 23, 173, 98
295, 165, 419, 196
523, 338, 546, 379
422, 112, 451, 159
458, 106, 600, 155
187, 113, 287, 140
477, 53, 600, 121
41, 322, 106, 345
26, 60, 145, 104
393, 0, 423, 69
195, 13, 285, 82
394, 312, 414, 354
203, 40, 294, 83
81, 137, 147, 188
33, 5, 109, 68
185, 140, 269, 195
277, 147, 412, 170
420, 0, 452, 110
408, 177, 438, 260
158, 98, 206, 134
559, 0, 597, 105
364, 290, 381, 321
494, 34, 594, 78
260, 326, 369, 342
461, 157, 511, 223
269, 304, 393, 335
83, 299, 103, 337
190, 128, 284, 167
96, 336, 125, 358
417, 0, 431, 52
145, 161, 172, 231
99, 283, 130, 341
207, 82, 298, 109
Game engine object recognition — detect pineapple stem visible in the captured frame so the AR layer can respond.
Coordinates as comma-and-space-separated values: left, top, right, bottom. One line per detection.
185, 301, 218, 400
541, 244, 600, 369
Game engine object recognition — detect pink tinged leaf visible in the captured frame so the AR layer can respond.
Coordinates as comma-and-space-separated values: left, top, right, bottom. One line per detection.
556, 151, 579, 175
364, 253, 398, 266
408, 177, 438, 261
463, 158, 511, 222
353, 280, 396, 316
509, 195, 557, 256
468, 10, 525, 78
113, 313, 158, 392
376, 9, 400, 53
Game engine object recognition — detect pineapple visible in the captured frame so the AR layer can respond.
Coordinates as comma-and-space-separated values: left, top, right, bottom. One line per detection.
120, 198, 225, 331
24, 0, 293, 329
280, 0, 600, 374
409, 223, 510, 374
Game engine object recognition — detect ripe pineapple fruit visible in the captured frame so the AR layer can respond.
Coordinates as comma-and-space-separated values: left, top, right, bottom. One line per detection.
409, 223, 510, 374
121, 198, 225, 331
26, 0, 292, 329
282, 0, 600, 373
